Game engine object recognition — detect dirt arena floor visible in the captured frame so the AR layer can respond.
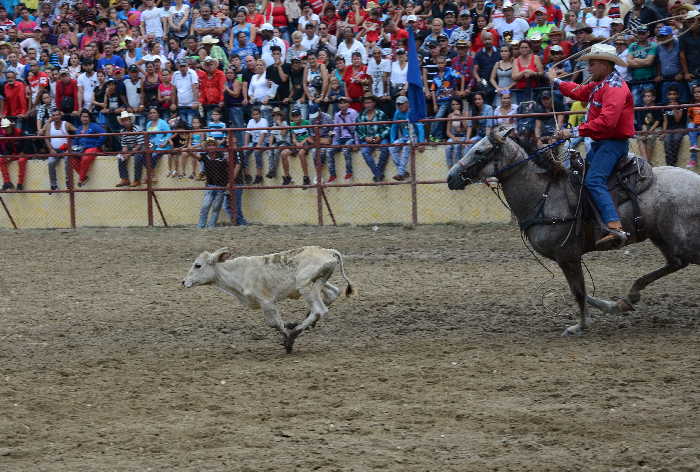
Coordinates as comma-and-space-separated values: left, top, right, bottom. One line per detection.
1, 224, 698, 471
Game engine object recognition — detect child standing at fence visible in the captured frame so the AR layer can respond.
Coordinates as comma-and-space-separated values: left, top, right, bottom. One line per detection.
635, 89, 661, 163
267, 107, 289, 179
188, 116, 205, 180
280, 108, 312, 186
686, 85, 700, 169
445, 98, 468, 169
662, 86, 687, 167
243, 107, 268, 184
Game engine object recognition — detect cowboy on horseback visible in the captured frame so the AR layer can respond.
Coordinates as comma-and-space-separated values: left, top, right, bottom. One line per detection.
547, 43, 635, 250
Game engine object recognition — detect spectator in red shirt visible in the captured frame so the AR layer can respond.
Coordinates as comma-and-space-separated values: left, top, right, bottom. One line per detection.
55, 69, 80, 123
542, 27, 572, 64
2, 71, 28, 127
342, 51, 369, 112
528, 0, 563, 26
16, 7, 37, 38
197, 57, 226, 120
0, 118, 28, 191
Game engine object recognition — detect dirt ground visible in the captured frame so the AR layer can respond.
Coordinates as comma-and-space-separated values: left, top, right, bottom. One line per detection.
0, 224, 698, 471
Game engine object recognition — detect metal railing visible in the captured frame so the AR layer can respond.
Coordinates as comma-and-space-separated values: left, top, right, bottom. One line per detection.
0, 102, 697, 229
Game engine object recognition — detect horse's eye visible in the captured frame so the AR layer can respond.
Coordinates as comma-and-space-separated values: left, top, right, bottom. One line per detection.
194, 263, 202, 269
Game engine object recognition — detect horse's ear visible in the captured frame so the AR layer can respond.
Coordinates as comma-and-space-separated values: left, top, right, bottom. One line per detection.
489, 125, 514, 145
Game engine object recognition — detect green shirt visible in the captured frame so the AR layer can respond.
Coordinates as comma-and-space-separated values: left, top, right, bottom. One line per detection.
289, 120, 310, 143
628, 42, 657, 81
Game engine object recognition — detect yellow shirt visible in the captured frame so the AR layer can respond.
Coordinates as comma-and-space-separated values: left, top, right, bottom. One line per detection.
568, 101, 586, 128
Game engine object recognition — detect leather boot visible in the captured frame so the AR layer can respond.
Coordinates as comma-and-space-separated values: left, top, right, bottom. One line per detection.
129, 180, 142, 187
595, 222, 628, 250
116, 179, 130, 187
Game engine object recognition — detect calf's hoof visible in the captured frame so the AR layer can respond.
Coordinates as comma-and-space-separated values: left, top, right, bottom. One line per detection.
562, 324, 584, 337
283, 329, 302, 354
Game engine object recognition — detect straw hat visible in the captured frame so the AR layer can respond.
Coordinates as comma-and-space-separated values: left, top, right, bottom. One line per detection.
580, 43, 627, 67
201, 35, 219, 44
118, 111, 135, 120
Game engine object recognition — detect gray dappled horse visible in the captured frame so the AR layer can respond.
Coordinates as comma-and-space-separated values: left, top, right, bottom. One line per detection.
447, 125, 700, 336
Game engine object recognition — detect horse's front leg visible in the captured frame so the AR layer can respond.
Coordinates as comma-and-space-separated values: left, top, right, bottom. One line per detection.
558, 259, 591, 336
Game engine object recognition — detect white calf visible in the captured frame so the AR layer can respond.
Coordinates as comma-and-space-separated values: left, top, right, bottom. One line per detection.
182, 246, 353, 352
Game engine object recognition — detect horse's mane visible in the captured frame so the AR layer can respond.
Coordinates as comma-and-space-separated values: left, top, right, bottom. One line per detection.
509, 134, 568, 180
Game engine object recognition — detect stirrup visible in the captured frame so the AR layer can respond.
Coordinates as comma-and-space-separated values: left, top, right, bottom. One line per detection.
595, 228, 628, 250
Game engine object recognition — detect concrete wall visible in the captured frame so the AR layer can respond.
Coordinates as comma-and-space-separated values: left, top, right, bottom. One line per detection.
0, 138, 689, 229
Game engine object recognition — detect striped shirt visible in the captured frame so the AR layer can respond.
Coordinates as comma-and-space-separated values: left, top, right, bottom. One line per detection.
119, 124, 145, 150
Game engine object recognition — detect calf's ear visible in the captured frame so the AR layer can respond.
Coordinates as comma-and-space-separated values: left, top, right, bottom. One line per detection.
208, 247, 232, 264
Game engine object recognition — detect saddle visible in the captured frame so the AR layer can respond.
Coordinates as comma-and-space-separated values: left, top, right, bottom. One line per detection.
569, 151, 655, 239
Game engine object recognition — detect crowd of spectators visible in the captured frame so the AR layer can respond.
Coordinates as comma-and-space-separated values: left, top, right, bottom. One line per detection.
0, 0, 699, 204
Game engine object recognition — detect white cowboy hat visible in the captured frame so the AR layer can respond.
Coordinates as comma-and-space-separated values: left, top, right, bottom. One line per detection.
201, 35, 219, 44
0, 118, 12, 127
118, 111, 135, 120
580, 43, 627, 67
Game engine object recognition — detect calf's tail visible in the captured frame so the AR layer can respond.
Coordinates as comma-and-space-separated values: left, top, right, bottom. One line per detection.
331, 249, 355, 297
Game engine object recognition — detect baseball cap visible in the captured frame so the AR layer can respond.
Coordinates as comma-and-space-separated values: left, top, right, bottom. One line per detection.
502, 1, 514, 9
259, 23, 274, 31
128, 64, 139, 72
338, 96, 351, 103
396, 96, 408, 104
635, 24, 649, 33
309, 104, 320, 119
438, 33, 449, 41
178, 58, 189, 65
59, 68, 70, 75
396, 48, 406, 54
272, 107, 283, 115
406, 15, 418, 22
529, 32, 543, 41
456, 39, 469, 48
550, 44, 563, 52
203, 56, 216, 63
535, 6, 546, 14
33, 26, 41, 31
444, 10, 456, 16
291, 107, 302, 115
611, 18, 624, 25
658, 25, 674, 36
381, 47, 392, 56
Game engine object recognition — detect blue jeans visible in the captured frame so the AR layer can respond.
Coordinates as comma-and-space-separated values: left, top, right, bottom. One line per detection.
243, 149, 264, 170
445, 137, 465, 168
430, 101, 451, 140
178, 106, 197, 126
360, 138, 389, 178
133, 152, 162, 182
329, 137, 354, 177
690, 122, 699, 147
227, 106, 245, 145
198, 187, 226, 228
224, 188, 247, 225
585, 139, 629, 224
389, 136, 410, 175
631, 82, 654, 107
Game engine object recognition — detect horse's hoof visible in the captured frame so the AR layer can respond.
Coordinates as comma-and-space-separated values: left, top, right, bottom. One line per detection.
562, 324, 583, 337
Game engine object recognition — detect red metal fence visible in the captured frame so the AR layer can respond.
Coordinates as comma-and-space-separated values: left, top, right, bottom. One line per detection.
0, 103, 696, 229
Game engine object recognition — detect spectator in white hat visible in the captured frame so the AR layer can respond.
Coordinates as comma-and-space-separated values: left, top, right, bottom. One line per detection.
260, 23, 288, 66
